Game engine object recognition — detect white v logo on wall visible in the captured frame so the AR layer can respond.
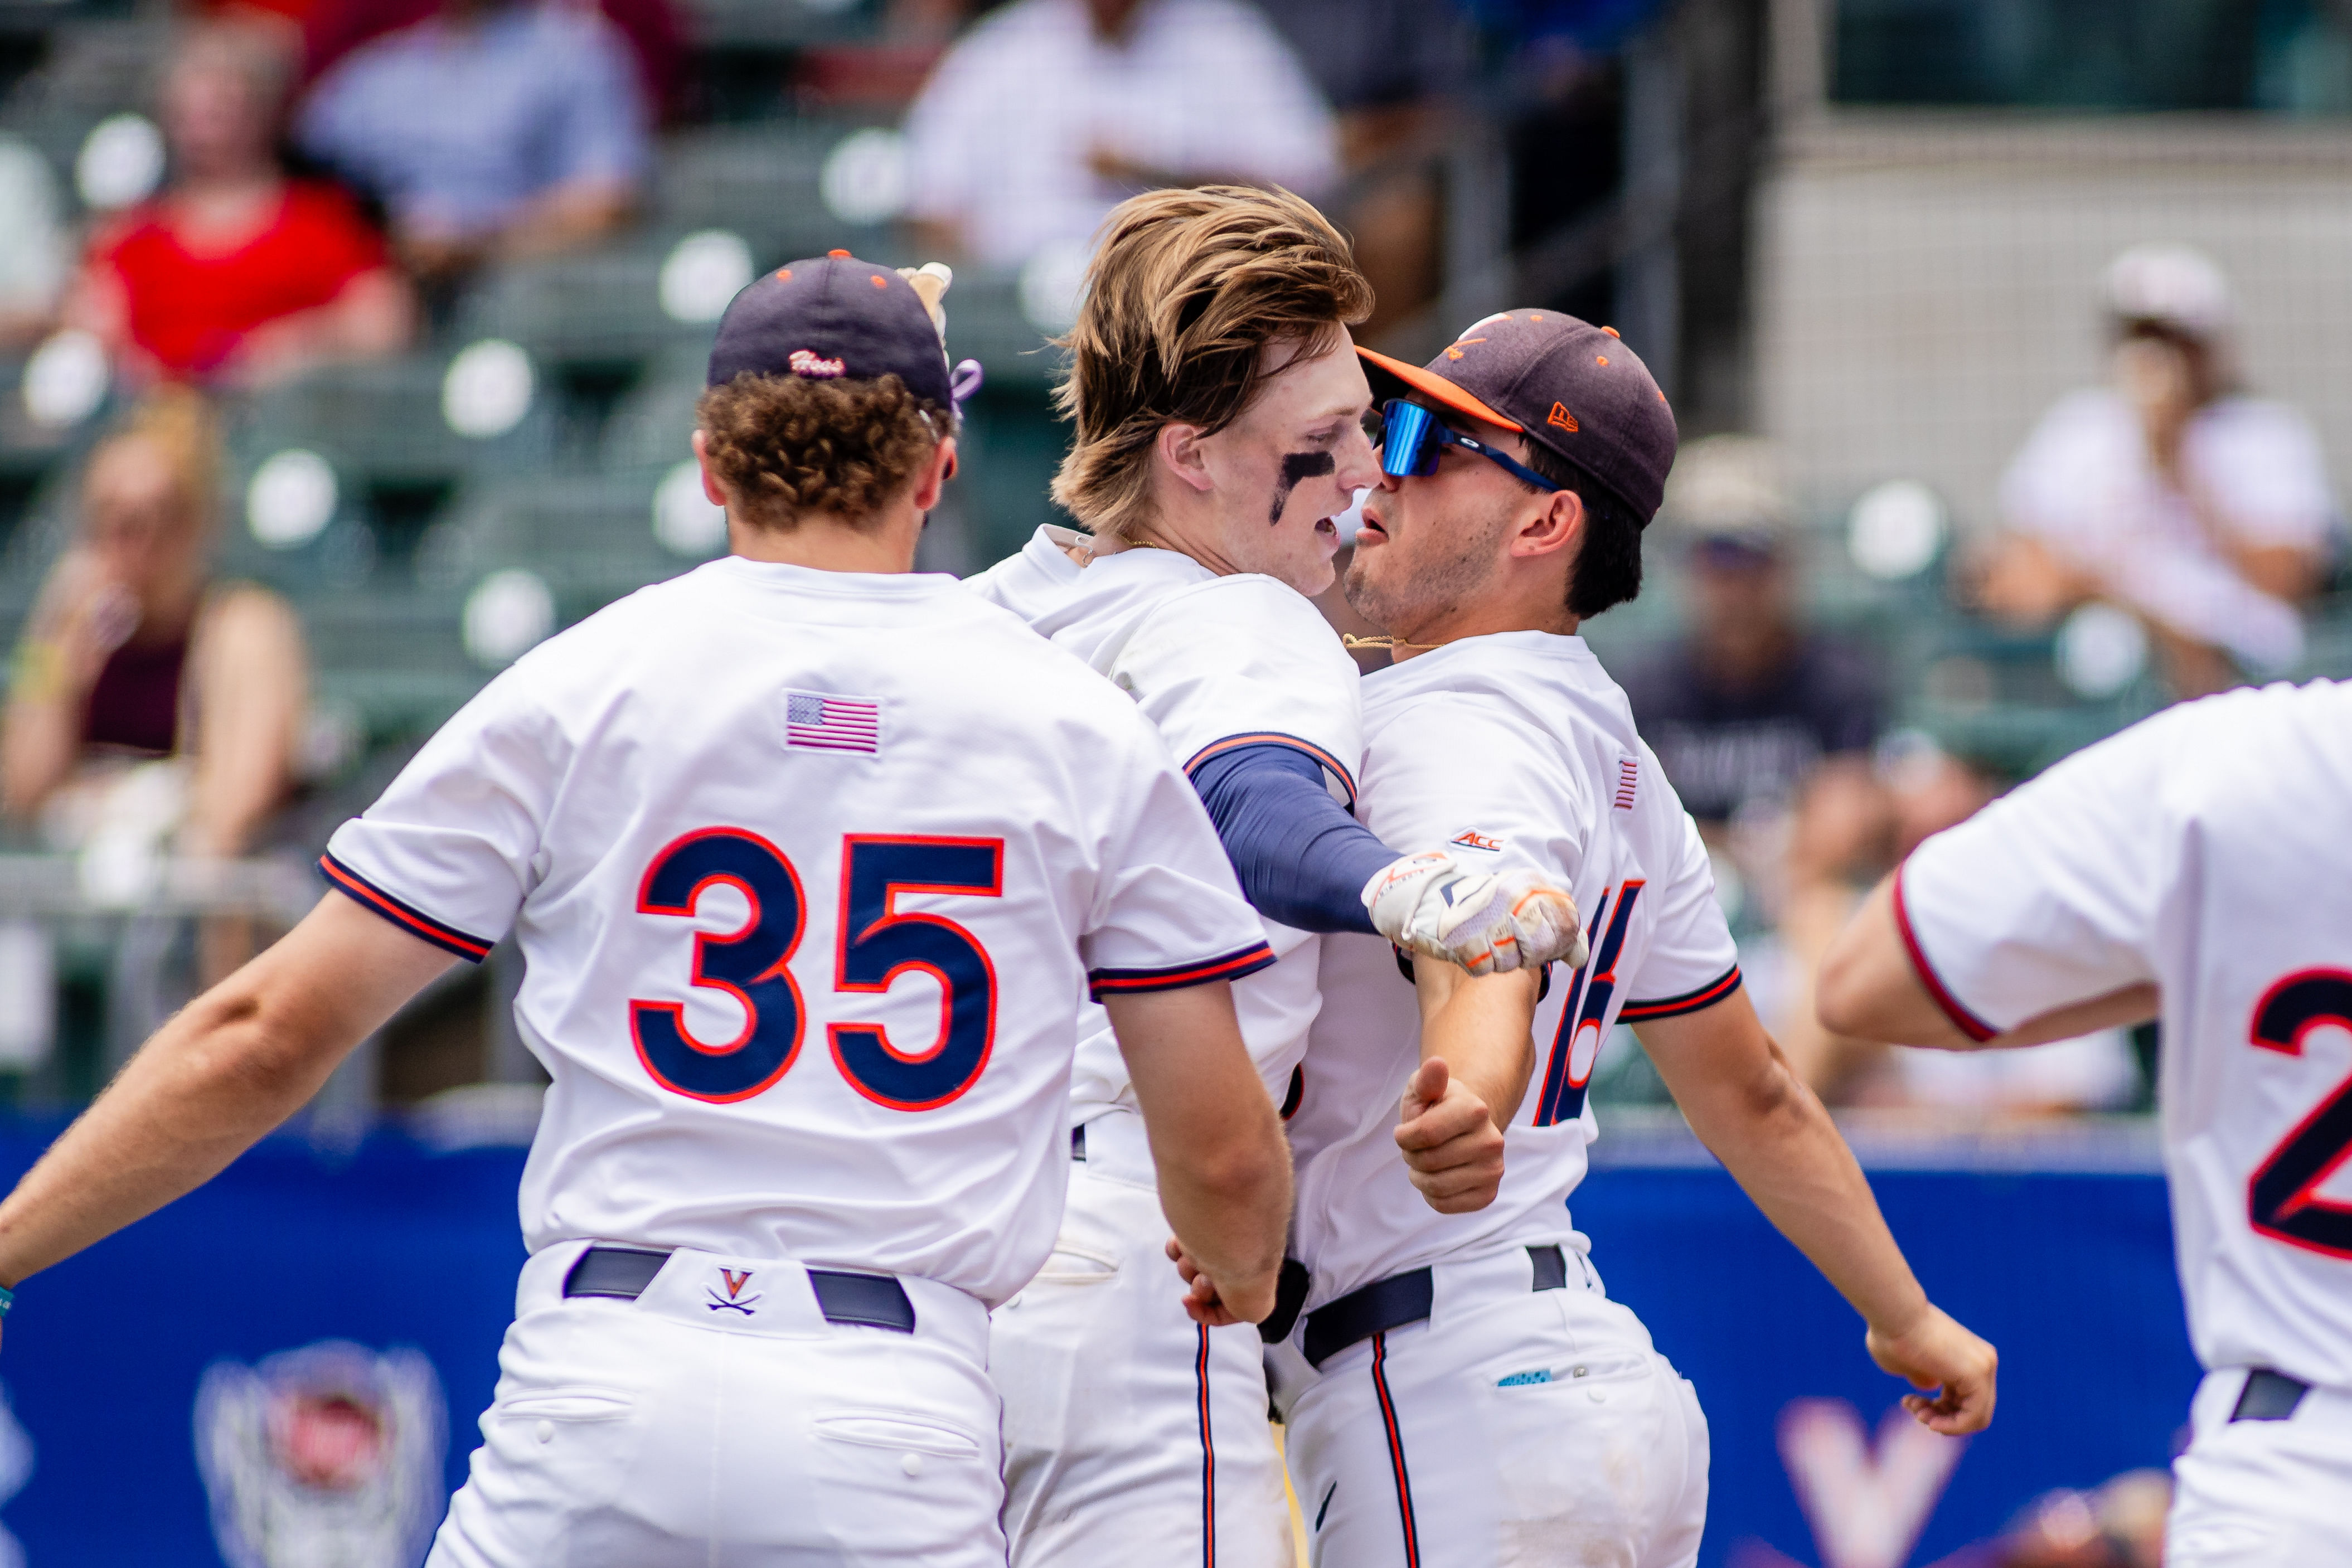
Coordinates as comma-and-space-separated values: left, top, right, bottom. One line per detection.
1739, 1397, 1968, 1568
0, 1382, 35, 1568
194, 1341, 448, 1568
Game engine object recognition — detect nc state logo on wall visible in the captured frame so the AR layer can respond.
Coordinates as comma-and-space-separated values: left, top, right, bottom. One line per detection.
194, 1341, 447, 1568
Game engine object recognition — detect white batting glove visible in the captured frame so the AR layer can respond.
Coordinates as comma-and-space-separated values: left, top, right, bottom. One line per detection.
1362, 851, 1589, 977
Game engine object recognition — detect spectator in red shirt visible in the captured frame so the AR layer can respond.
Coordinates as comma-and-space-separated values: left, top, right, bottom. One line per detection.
62, 20, 414, 387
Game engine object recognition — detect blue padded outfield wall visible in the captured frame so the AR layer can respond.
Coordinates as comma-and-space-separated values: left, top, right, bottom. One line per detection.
0, 1122, 2197, 1568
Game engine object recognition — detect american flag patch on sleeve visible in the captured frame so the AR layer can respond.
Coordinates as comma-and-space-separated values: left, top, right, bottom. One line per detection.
784, 690, 881, 753
1612, 753, 1638, 812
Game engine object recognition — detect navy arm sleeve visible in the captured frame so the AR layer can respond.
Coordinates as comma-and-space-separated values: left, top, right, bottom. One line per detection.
1189, 743, 1397, 935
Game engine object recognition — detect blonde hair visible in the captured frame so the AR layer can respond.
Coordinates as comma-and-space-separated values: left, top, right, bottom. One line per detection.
1051, 186, 1373, 541
86, 386, 222, 533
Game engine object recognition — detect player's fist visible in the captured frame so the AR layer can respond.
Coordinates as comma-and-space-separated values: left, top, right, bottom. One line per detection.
1364, 852, 1589, 975
1866, 1303, 1998, 1436
1393, 1057, 1507, 1214
1165, 1237, 1276, 1328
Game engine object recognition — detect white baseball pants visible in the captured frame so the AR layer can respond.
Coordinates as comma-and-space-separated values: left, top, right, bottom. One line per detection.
2167, 1368, 2352, 1567
991, 1109, 1293, 1568
426, 1240, 1005, 1567
1268, 1244, 1708, 1568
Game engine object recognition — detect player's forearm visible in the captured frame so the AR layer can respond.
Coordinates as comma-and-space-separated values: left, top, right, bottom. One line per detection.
1190, 744, 1390, 934
1106, 983, 1292, 1317
0, 895, 453, 1292
1677, 1055, 1927, 1333
0, 980, 339, 1287
1152, 1119, 1291, 1314
1413, 959, 1539, 1128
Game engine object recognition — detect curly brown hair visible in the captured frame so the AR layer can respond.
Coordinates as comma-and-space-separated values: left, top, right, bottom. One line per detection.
1052, 186, 1374, 541
696, 372, 949, 530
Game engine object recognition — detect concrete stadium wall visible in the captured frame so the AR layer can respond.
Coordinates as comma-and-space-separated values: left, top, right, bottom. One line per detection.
1754, 113, 2352, 533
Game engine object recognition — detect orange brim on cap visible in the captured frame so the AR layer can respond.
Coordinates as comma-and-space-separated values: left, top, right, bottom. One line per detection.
1356, 346, 1524, 434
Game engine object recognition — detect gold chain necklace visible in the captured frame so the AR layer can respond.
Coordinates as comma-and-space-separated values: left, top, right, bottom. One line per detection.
1341, 634, 1443, 651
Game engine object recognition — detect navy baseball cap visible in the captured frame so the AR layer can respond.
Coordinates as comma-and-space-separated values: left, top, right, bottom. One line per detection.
1359, 311, 1679, 522
707, 250, 953, 405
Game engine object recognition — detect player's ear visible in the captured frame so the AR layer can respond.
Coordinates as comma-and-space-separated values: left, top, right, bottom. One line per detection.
911, 436, 958, 512
692, 429, 731, 511
1509, 484, 1583, 563
1155, 422, 1217, 495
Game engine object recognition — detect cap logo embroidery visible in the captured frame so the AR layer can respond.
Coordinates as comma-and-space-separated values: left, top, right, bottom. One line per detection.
1548, 402, 1578, 433
1444, 335, 1487, 362
789, 348, 847, 378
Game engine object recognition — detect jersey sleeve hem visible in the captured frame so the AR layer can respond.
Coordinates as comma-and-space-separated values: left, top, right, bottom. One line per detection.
1184, 732, 1359, 808
1891, 860, 1996, 1042
1621, 964, 1743, 1022
1087, 940, 1277, 999
319, 853, 496, 963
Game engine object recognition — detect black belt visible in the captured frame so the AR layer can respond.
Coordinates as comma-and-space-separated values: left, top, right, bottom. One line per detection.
1301, 1245, 1568, 1368
2229, 1367, 2310, 1422
562, 1246, 917, 1333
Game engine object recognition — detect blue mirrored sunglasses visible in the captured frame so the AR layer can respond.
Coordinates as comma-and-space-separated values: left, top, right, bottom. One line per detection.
1368, 399, 1564, 492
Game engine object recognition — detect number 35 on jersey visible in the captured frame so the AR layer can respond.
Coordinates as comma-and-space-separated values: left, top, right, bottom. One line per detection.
629, 827, 1003, 1110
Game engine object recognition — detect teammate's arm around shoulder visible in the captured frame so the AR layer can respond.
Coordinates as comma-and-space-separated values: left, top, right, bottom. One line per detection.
1109, 983, 1291, 1327
1634, 987, 1998, 1435
1391, 957, 1543, 1215
0, 895, 458, 1341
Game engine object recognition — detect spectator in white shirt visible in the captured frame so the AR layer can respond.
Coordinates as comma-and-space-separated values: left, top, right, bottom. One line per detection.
0, 135, 65, 348
1977, 244, 2337, 697
903, 0, 1338, 270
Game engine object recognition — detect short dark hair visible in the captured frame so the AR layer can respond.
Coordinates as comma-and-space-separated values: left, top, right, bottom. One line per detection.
1519, 439, 1646, 619
697, 372, 947, 530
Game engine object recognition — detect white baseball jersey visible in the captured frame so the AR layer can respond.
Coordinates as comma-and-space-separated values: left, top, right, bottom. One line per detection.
965, 524, 1365, 1115
324, 557, 1273, 1308
1288, 632, 1740, 1310
1898, 679, 2352, 1392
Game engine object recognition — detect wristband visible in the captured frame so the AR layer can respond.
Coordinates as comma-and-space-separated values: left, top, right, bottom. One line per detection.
0, 1283, 14, 1318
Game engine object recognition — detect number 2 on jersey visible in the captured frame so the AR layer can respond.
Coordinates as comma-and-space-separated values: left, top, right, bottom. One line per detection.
629, 829, 1002, 1109
2248, 969, 2352, 1260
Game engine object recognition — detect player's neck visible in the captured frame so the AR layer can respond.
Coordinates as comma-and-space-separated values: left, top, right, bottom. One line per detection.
728, 504, 923, 575
1390, 595, 1579, 661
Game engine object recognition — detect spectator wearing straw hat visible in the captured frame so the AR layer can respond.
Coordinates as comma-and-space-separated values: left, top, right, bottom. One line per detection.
1977, 244, 2338, 697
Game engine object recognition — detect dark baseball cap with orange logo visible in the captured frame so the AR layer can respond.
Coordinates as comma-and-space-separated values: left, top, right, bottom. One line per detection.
708, 250, 953, 405
1357, 310, 1678, 522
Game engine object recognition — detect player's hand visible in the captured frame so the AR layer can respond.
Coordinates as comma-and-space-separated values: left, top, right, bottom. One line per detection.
1364, 852, 1588, 977
1393, 1057, 1506, 1214
1165, 1237, 1273, 1328
1866, 1303, 1997, 1436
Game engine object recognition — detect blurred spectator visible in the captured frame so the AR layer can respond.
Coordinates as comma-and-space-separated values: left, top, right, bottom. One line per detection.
59, 21, 414, 388
1620, 437, 1893, 1090
903, 0, 1339, 269
1978, 243, 2336, 698
1255, 0, 1473, 337
297, 0, 650, 283
1995, 1469, 2170, 1568
0, 135, 67, 349
301, 0, 687, 124
1, 390, 307, 864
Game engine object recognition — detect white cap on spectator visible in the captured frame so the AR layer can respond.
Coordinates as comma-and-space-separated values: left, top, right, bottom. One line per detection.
1661, 434, 1791, 557
2104, 243, 2233, 339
